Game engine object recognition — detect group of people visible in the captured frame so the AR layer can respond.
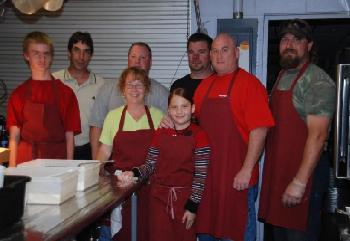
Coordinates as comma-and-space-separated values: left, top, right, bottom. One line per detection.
6, 18, 336, 241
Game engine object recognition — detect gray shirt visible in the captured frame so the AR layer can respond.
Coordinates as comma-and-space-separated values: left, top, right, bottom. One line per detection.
89, 78, 169, 128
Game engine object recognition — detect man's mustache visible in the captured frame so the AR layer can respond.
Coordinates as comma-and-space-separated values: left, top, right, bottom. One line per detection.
282, 49, 297, 55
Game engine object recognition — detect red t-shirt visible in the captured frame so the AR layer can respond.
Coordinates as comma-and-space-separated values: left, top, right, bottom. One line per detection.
194, 68, 274, 185
151, 124, 210, 148
194, 68, 274, 143
7, 78, 81, 134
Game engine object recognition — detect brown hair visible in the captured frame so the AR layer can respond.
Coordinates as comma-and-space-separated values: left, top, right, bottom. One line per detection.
187, 32, 213, 51
118, 67, 150, 93
168, 87, 193, 105
23, 31, 54, 55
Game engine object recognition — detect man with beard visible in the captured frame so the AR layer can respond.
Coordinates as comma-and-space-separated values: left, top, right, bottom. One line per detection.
170, 32, 213, 99
259, 19, 336, 241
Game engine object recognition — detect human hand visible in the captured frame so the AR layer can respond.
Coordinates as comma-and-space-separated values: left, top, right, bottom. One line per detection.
233, 167, 252, 191
182, 210, 196, 230
159, 115, 174, 129
98, 162, 108, 176
282, 178, 306, 208
115, 171, 136, 187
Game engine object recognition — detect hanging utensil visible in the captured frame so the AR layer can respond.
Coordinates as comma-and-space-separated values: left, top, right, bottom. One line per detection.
43, 0, 63, 11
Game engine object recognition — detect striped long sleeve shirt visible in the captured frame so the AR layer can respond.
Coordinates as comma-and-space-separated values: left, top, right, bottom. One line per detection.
133, 124, 210, 213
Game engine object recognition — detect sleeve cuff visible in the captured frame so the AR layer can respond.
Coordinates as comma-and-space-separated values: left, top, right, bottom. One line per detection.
131, 168, 141, 178
184, 199, 199, 214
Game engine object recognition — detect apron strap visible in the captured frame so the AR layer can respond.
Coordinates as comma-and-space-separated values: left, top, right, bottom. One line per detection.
118, 105, 155, 131
51, 78, 61, 106
204, 68, 239, 99
165, 186, 188, 219
145, 105, 155, 130
51, 79, 64, 124
273, 62, 309, 93
167, 187, 178, 220
118, 106, 128, 132
24, 79, 32, 100
271, 69, 285, 93
290, 62, 309, 90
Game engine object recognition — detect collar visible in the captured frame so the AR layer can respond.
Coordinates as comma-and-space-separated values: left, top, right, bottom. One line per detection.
64, 68, 96, 85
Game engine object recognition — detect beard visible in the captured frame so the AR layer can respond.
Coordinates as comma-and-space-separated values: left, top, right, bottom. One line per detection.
279, 49, 301, 69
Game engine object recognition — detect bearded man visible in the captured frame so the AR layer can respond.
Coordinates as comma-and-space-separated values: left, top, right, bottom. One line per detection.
258, 19, 336, 241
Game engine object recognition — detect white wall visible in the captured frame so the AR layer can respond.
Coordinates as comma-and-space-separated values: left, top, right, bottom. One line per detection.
191, 0, 349, 84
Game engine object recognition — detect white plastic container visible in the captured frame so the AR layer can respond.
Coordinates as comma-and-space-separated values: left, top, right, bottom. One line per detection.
5, 166, 78, 204
19, 159, 100, 191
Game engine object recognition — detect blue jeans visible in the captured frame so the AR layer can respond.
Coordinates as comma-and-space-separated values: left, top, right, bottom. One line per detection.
98, 225, 112, 241
198, 185, 259, 241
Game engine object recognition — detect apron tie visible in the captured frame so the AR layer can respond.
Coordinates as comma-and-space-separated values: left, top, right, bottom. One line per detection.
167, 187, 178, 219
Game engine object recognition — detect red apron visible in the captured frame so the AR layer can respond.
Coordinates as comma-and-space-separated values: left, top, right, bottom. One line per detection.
149, 127, 196, 241
259, 63, 312, 231
196, 70, 248, 241
112, 105, 154, 241
17, 80, 66, 164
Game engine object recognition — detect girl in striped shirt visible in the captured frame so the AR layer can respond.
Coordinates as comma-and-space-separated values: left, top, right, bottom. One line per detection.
118, 87, 210, 241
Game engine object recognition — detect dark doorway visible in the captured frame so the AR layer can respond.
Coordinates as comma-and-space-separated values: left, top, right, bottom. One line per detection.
266, 18, 350, 93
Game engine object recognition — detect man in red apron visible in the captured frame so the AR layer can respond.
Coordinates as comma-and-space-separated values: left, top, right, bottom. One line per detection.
194, 33, 274, 241
7, 31, 81, 167
258, 19, 336, 241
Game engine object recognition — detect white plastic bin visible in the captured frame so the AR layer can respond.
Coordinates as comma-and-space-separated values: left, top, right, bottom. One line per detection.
19, 159, 100, 191
5, 166, 78, 204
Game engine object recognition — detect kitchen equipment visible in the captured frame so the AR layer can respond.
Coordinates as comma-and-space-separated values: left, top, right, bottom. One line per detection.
19, 159, 101, 191
0, 175, 31, 226
334, 64, 350, 179
5, 166, 78, 204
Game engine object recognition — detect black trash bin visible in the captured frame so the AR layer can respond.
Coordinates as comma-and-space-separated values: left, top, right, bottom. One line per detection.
0, 175, 31, 227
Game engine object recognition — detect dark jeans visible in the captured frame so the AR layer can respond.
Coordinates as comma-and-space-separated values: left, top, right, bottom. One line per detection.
272, 151, 330, 241
74, 143, 92, 160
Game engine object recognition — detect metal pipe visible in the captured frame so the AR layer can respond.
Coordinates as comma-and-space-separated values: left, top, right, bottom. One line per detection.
131, 192, 137, 241
233, 0, 243, 19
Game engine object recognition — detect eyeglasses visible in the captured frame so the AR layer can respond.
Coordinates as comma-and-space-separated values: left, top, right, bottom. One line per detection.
126, 83, 145, 90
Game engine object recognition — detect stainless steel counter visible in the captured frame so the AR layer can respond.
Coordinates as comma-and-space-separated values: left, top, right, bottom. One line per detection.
0, 176, 136, 241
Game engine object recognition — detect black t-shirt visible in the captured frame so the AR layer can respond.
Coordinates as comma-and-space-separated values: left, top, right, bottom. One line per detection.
170, 74, 202, 100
